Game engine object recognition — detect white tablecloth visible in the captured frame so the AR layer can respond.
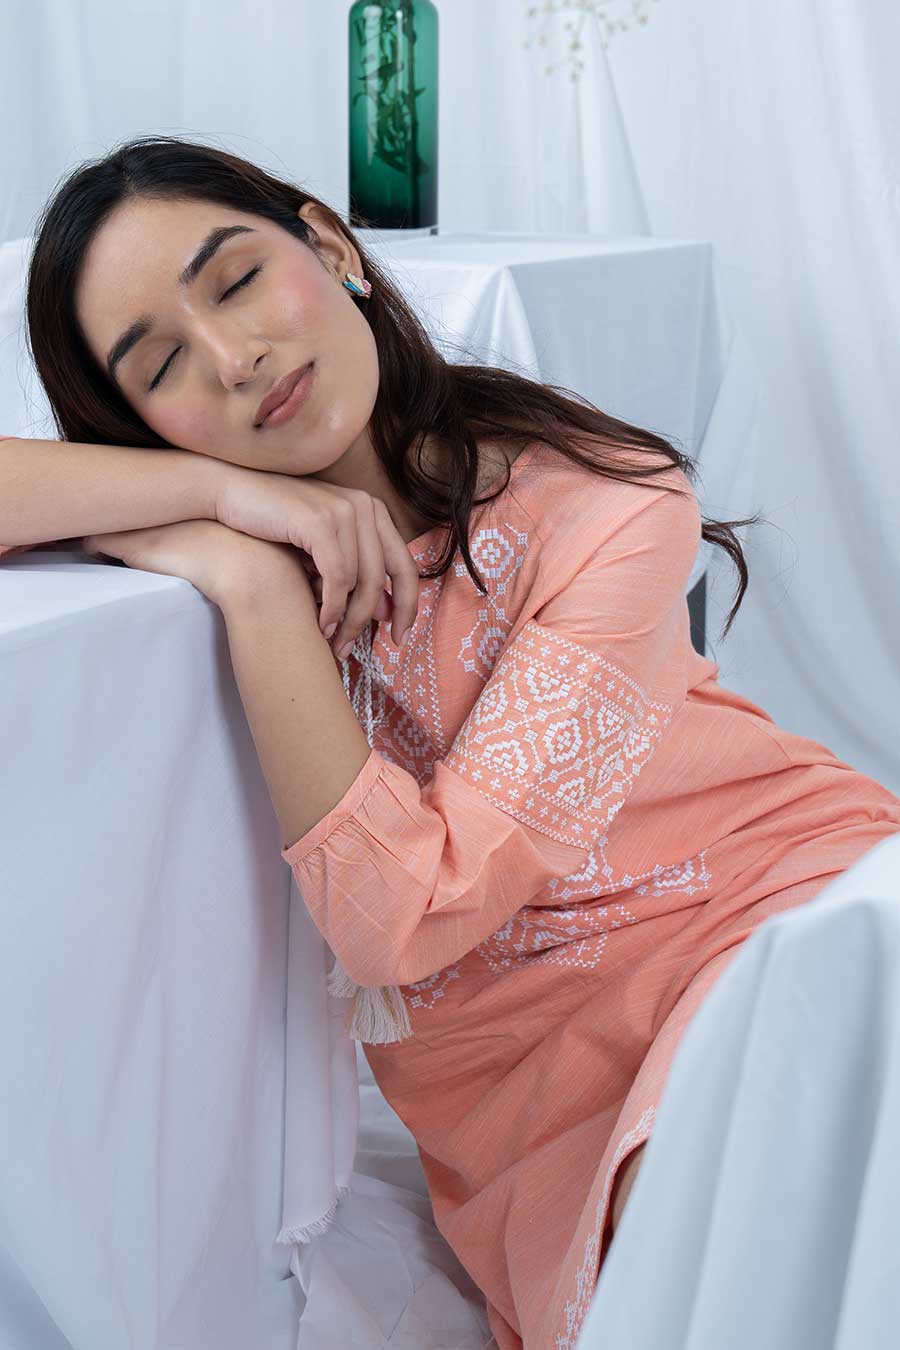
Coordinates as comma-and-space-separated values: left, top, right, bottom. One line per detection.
0, 564, 302, 1349
0, 230, 752, 1348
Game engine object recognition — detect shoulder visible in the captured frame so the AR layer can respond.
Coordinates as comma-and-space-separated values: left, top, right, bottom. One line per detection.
510, 438, 699, 562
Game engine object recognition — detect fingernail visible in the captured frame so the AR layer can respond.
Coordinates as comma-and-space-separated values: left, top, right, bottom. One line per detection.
323, 621, 338, 639
336, 640, 353, 660
399, 626, 410, 647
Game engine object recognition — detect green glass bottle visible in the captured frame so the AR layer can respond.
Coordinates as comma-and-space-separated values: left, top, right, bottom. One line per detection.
348, 0, 439, 235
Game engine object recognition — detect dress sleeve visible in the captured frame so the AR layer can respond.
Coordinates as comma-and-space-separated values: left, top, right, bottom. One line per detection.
281, 469, 702, 988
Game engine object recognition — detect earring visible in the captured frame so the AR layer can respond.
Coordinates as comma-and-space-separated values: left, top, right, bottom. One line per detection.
343, 271, 373, 298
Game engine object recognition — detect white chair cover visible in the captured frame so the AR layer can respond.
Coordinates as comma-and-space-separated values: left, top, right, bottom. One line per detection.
577, 832, 900, 1349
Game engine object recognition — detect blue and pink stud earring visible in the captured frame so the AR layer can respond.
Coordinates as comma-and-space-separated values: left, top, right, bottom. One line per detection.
343, 271, 372, 298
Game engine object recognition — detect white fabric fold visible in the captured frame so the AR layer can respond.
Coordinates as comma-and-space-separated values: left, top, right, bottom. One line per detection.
577, 832, 900, 1350
277, 893, 359, 1245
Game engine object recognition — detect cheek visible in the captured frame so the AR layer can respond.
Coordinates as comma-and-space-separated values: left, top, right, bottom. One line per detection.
158, 404, 214, 454
274, 286, 306, 329
273, 259, 329, 339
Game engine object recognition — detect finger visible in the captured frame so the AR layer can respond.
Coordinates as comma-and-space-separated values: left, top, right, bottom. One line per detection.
83, 533, 117, 559
313, 499, 358, 637
312, 568, 378, 616
331, 495, 388, 658
372, 499, 420, 646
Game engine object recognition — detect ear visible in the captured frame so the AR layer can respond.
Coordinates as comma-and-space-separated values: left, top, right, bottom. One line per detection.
297, 201, 360, 284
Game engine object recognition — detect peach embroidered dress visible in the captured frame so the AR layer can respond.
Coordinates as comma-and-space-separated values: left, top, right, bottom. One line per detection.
277, 442, 900, 1349
5, 436, 900, 1347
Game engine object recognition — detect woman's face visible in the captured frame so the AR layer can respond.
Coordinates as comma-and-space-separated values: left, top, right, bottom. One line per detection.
75, 195, 381, 478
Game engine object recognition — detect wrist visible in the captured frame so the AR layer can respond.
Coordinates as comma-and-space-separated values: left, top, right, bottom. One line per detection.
183, 449, 234, 521
215, 540, 318, 618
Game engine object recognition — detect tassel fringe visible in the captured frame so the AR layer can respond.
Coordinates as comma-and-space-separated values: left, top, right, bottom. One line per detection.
327, 955, 414, 1044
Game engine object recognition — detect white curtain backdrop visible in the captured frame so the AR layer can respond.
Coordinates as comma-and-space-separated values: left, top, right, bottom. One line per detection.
1, 0, 896, 795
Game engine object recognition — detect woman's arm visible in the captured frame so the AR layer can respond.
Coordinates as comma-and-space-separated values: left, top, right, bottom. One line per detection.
0, 437, 222, 546
218, 558, 372, 850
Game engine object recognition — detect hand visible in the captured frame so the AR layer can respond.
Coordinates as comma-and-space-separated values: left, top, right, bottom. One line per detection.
81, 519, 281, 610
215, 463, 419, 652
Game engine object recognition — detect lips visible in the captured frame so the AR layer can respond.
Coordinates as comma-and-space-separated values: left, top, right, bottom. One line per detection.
254, 364, 311, 427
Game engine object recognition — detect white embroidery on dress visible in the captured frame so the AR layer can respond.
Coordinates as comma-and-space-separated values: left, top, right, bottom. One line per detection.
402, 961, 465, 1009
476, 901, 638, 973
632, 850, 713, 898
455, 525, 531, 681
349, 518, 705, 1019
546, 839, 713, 906
401, 845, 713, 1012
355, 522, 532, 774
556, 1104, 657, 1350
355, 545, 448, 780
445, 621, 676, 850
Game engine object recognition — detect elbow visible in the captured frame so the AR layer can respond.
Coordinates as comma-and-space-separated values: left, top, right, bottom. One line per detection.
343, 944, 436, 991
334, 943, 402, 990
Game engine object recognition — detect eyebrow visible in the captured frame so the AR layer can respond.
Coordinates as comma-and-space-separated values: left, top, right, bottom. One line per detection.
104, 224, 257, 383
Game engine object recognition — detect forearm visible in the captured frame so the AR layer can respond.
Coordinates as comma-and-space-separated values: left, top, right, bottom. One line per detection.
0, 437, 221, 545
219, 568, 372, 850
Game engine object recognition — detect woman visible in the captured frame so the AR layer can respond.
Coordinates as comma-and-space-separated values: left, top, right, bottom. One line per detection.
2, 136, 898, 1350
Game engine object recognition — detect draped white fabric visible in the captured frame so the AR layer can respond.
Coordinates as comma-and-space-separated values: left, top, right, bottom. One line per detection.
576, 832, 900, 1350
602, 1, 900, 797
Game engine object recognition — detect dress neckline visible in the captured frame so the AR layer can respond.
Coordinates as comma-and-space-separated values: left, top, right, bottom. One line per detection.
405, 440, 539, 557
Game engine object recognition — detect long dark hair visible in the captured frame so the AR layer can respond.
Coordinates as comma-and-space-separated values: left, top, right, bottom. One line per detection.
25, 134, 760, 640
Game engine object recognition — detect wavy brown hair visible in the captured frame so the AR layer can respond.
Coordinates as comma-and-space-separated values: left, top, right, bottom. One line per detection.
25, 134, 760, 640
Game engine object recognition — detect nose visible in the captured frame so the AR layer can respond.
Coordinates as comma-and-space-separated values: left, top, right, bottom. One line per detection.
221, 346, 267, 392
196, 325, 267, 390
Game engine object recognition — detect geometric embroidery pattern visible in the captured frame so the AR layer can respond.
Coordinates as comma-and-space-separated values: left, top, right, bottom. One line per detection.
556, 1104, 657, 1349
350, 521, 533, 781
545, 839, 713, 907
346, 520, 701, 1019
453, 523, 531, 680
401, 960, 465, 1010
445, 620, 677, 850
631, 849, 713, 899
401, 843, 713, 1008
475, 900, 638, 973
349, 560, 448, 782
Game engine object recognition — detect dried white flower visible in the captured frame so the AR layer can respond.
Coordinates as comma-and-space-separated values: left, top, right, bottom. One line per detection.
523, 0, 660, 78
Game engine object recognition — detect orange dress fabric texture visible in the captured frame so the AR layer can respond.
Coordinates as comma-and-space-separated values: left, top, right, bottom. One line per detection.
278, 442, 900, 1349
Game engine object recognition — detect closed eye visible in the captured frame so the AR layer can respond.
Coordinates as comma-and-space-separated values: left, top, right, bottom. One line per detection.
147, 264, 264, 392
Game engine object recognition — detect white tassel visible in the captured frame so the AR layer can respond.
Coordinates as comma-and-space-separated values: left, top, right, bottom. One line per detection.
329, 621, 415, 1045
327, 955, 414, 1044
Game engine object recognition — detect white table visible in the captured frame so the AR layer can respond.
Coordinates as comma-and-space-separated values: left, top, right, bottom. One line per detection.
0, 230, 752, 1349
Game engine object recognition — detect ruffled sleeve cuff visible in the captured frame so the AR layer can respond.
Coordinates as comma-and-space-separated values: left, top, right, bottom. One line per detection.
280, 746, 386, 866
